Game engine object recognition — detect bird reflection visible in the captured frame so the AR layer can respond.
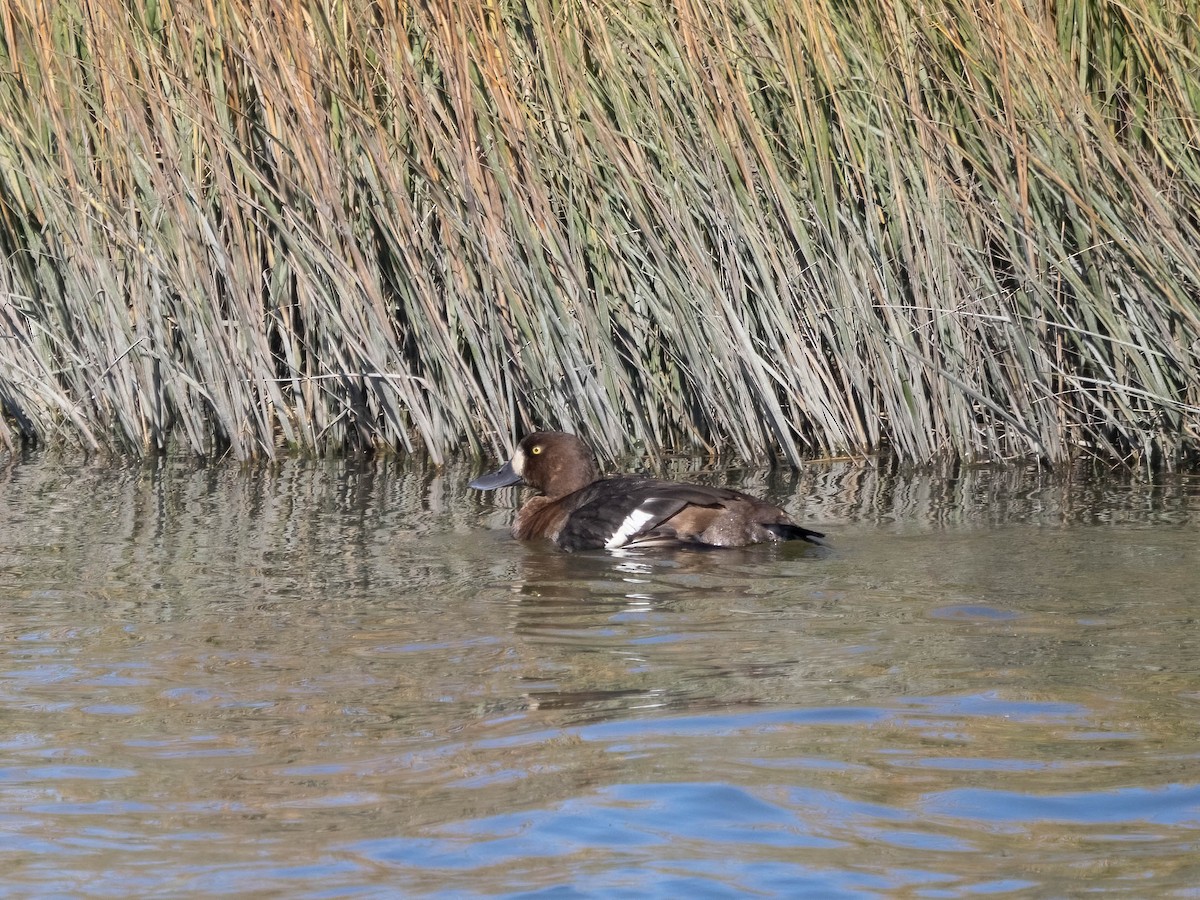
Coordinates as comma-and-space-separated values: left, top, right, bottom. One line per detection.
486, 540, 829, 724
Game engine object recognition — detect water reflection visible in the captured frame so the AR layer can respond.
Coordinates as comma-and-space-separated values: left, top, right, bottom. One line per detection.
0, 453, 1197, 895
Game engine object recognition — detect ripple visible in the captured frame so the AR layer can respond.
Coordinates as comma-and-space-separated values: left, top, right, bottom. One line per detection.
925, 783, 1200, 825
0, 765, 137, 782
928, 604, 1022, 622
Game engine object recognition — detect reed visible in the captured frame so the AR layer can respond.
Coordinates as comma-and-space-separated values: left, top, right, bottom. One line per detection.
1, 0, 1197, 467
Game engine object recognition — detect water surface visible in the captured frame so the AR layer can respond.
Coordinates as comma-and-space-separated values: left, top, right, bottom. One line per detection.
1, 455, 1197, 897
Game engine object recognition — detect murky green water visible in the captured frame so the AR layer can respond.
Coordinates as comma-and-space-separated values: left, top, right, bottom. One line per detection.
1, 455, 1197, 897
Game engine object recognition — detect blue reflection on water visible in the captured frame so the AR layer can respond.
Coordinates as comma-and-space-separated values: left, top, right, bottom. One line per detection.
350, 778, 888, 897
927, 783, 1200, 824
339, 687, 1194, 897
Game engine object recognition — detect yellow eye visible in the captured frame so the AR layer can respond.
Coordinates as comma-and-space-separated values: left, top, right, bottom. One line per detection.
530, 445, 542, 455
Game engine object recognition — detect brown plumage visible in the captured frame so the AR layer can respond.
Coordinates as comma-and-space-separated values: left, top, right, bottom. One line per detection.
469, 431, 824, 551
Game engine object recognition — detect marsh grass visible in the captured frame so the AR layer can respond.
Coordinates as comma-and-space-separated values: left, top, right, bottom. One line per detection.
1, 0, 1197, 466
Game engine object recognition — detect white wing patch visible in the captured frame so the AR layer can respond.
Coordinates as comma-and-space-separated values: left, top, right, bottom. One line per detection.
604, 508, 659, 549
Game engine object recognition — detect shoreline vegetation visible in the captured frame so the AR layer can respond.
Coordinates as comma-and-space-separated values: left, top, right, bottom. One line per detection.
1, 0, 1198, 468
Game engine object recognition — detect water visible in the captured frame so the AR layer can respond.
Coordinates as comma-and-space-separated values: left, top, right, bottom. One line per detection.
1, 454, 1197, 897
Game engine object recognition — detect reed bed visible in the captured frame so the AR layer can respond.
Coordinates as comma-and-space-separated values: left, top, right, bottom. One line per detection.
1, 0, 1198, 466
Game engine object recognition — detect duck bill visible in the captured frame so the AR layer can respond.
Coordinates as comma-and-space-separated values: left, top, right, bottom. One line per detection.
469, 460, 523, 490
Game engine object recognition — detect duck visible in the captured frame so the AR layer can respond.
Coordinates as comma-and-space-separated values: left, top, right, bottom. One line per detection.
469, 431, 824, 551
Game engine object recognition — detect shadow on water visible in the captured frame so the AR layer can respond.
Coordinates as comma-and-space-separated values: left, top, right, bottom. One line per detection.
0, 453, 1198, 896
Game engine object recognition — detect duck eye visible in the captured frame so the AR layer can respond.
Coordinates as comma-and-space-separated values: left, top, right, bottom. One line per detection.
530, 445, 542, 455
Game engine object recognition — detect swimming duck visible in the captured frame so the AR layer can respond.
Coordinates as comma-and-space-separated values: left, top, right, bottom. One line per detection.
470, 431, 824, 551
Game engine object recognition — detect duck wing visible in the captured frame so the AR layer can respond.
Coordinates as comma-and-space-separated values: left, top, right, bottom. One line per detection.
554, 477, 725, 551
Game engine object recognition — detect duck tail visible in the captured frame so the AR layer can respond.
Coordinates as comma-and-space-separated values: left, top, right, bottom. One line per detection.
765, 523, 825, 544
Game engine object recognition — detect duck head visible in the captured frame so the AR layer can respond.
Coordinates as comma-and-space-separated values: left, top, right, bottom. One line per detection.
469, 431, 600, 499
